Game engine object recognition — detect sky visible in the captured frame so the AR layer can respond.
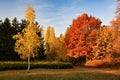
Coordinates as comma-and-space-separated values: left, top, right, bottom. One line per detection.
0, 0, 116, 36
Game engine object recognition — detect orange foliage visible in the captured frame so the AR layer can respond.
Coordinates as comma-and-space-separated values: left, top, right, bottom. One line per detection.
64, 13, 101, 58
85, 54, 114, 67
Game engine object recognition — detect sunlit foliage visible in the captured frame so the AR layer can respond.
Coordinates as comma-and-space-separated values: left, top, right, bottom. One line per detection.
45, 26, 56, 60
111, 0, 120, 57
92, 26, 113, 60
13, 6, 41, 71
64, 13, 101, 59
25, 6, 35, 22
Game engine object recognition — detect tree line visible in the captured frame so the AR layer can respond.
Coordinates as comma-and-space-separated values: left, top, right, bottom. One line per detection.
0, 0, 120, 66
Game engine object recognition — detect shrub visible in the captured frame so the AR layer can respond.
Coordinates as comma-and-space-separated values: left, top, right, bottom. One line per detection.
68, 56, 86, 65
85, 60, 108, 67
0, 61, 73, 71
85, 57, 120, 68
85, 54, 115, 67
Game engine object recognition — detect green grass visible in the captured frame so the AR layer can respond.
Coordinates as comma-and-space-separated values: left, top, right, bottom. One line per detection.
0, 68, 120, 80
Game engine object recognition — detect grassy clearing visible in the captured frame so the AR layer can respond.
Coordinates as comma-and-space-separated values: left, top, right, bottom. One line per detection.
0, 68, 120, 80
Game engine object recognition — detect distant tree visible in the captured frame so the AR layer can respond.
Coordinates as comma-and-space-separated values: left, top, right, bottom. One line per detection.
37, 27, 45, 60
92, 26, 113, 60
0, 20, 2, 24
64, 27, 70, 37
45, 26, 56, 60
12, 17, 20, 35
0, 18, 19, 61
12, 17, 19, 28
45, 26, 51, 56
116, 0, 120, 18
25, 6, 35, 22
64, 13, 101, 61
110, 0, 120, 57
45, 28, 67, 61
111, 21, 120, 57
18, 19, 29, 32
54, 34, 68, 61
13, 6, 40, 72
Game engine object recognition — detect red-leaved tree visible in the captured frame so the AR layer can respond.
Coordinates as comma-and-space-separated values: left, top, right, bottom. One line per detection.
64, 13, 101, 59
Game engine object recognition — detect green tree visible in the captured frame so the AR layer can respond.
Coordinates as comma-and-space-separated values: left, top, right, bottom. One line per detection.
0, 18, 19, 61
18, 19, 29, 32
13, 6, 40, 72
12, 17, 19, 28
36, 26, 45, 60
12, 17, 20, 33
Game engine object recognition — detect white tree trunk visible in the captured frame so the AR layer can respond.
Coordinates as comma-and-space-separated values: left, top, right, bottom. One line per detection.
27, 54, 30, 72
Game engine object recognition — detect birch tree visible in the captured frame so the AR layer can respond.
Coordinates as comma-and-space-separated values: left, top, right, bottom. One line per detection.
13, 6, 40, 72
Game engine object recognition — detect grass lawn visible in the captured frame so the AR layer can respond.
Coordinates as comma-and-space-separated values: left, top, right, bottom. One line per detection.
0, 68, 120, 80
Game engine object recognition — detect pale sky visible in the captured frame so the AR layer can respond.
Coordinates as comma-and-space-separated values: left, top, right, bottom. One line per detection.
0, 0, 116, 36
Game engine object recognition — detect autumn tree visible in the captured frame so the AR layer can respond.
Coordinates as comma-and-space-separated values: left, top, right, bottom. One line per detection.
116, 0, 120, 18
64, 13, 101, 61
45, 27, 67, 61
64, 27, 70, 37
45, 26, 56, 60
54, 34, 68, 61
25, 6, 35, 22
92, 26, 113, 60
13, 6, 40, 72
111, 0, 120, 57
112, 0, 120, 39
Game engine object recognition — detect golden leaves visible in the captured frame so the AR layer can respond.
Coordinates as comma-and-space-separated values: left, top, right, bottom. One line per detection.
25, 6, 35, 22
14, 7, 40, 59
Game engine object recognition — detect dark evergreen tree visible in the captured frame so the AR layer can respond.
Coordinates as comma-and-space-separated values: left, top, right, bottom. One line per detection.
19, 19, 29, 32
37, 43, 45, 60
12, 17, 19, 34
36, 27, 45, 60
0, 18, 20, 61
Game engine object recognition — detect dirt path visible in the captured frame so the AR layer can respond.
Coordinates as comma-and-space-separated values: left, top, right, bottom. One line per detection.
0, 67, 120, 76
74, 66, 120, 75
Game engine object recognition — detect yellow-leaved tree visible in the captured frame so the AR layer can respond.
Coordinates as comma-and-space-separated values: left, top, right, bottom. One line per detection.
85, 26, 113, 67
25, 6, 35, 22
45, 26, 56, 60
55, 34, 68, 61
92, 26, 113, 60
45, 27, 67, 61
13, 6, 40, 72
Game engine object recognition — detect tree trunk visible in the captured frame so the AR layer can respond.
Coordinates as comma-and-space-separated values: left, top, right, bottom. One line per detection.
27, 54, 30, 72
